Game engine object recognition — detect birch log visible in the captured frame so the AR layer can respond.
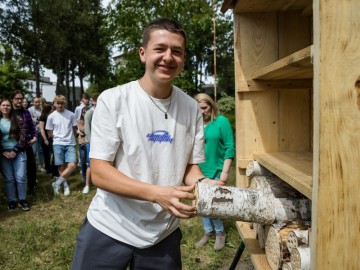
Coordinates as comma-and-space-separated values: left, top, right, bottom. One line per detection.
250, 175, 304, 199
286, 230, 309, 253
254, 223, 269, 249
246, 160, 273, 177
282, 262, 293, 270
265, 221, 307, 270
194, 182, 311, 224
290, 246, 310, 270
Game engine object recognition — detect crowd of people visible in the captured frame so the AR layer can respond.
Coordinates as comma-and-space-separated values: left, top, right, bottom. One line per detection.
0, 90, 98, 212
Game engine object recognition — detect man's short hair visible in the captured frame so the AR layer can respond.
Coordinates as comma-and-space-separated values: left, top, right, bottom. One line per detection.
142, 18, 186, 48
82, 93, 90, 100
53, 95, 66, 104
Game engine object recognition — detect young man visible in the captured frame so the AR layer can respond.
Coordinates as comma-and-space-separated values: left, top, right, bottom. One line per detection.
74, 93, 90, 122
72, 18, 221, 269
46, 95, 77, 196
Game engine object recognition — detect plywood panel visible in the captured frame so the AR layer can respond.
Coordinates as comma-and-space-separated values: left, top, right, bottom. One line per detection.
278, 89, 311, 152
236, 13, 278, 78
312, 0, 360, 269
237, 91, 279, 159
278, 11, 312, 58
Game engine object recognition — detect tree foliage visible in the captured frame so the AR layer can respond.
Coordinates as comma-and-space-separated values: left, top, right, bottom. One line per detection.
108, 0, 234, 96
0, 0, 112, 106
0, 44, 30, 99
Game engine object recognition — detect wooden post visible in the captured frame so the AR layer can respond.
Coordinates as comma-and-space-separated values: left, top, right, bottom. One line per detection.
194, 182, 311, 224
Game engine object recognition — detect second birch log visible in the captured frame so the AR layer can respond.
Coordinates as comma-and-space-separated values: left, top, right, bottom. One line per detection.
290, 246, 311, 270
194, 182, 311, 224
286, 229, 309, 253
246, 160, 273, 177
265, 221, 307, 270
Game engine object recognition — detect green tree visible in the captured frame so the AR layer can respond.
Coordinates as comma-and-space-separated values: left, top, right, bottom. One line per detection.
107, 0, 233, 95
0, 44, 30, 99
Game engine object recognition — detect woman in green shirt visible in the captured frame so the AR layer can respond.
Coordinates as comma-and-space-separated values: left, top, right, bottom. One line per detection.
194, 93, 235, 251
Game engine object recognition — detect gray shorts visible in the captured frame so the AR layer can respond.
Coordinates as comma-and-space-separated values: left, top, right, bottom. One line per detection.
71, 218, 182, 270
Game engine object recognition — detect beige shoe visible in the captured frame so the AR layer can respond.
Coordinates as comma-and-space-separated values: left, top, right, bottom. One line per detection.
195, 233, 214, 248
214, 232, 226, 251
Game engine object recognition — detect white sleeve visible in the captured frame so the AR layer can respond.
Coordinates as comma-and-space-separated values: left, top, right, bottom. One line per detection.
89, 93, 121, 162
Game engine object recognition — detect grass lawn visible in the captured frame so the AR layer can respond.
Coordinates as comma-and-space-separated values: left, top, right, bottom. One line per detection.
0, 165, 252, 270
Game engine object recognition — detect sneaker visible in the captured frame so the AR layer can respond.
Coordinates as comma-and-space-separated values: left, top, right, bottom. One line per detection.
82, 185, 89, 194
8, 201, 17, 211
19, 200, 30, 211
195, 232, 215, 248
52, 182, 60, 195
64, 186, 70, 196
214, 232, 226, 251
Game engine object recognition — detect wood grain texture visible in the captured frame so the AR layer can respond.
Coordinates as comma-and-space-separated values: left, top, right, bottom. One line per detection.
312, 0, 360, 269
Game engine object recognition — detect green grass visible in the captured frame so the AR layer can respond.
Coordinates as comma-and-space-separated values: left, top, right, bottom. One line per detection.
0, 165, 251, 270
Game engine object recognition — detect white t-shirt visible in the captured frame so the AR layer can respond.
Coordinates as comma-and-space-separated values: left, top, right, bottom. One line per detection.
46, 109, 77, 145
74, 103, 85, 121
87, 80, 205, 248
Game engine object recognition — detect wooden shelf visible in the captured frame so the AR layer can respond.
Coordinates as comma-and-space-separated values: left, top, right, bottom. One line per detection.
254, 152, 313, 199
236, 221, 272, 270
232, 0, 312, 14
251, 46, 313, 80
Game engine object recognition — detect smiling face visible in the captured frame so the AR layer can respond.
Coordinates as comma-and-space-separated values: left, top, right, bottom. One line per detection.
0, 100, 12, 117
139, 29, 185, 84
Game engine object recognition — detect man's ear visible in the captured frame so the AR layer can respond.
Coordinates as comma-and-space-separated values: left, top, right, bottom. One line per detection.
139, 47, 146, 63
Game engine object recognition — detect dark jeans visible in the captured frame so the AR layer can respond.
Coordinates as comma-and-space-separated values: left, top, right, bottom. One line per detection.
26, 147, 37, 194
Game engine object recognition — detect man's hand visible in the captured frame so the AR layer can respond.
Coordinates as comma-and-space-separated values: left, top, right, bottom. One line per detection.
153, 185, 197, 219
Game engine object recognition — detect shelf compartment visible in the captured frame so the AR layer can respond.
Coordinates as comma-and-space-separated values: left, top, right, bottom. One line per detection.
251, 46, 313, 80
254, 151, 313, 199
236, 221, 272, 270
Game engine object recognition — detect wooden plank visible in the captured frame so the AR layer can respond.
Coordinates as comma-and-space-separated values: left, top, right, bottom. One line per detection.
237, 91, 279, 158
236, 221, 272, 270
278, 11, 312, 58
312, 0, 360, 269
251, 46, 313, 80
254, 152, 313, 199
238, 79, 312, 92
278, 90, 311, 152
236, 13, 278, 79
234, 0, 312, 13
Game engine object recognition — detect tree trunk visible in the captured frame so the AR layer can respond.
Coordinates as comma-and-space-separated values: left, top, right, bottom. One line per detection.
194, 182, 311, 224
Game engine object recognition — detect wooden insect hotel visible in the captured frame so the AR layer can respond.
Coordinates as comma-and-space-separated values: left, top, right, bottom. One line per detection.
214, 0, 360, 269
